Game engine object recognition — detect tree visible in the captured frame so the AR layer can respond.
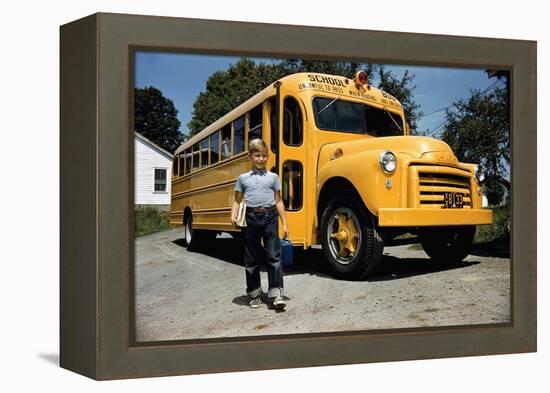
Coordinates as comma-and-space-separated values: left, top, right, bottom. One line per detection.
187, 58, 421, 136
376, 67, 422, 133
134, 86, 184, 153
441, 87, 510, 205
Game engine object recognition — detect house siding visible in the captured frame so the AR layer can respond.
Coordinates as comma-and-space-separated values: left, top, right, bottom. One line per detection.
135, 136, 172, 207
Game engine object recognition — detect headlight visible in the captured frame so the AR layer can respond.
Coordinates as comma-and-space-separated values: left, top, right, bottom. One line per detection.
474, 165, 485, 183
380, 151, 397, 173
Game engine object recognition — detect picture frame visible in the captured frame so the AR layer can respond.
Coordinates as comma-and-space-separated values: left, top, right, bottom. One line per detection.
60, 12, 536, 380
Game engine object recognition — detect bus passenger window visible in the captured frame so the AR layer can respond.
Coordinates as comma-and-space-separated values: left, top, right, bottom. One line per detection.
210, 131, 220, 165
282, 161, 303, 210
283, 97, 303, 146
221, 124, 232, 159
200, 139, 209, 168
184, 149, 191, 175
233, 115, 245, 155
192, 143, 200, 171
248, 104, 263, 141
177, 154, 184, 177
269, 99, 278, 153
172, 158, 178, 177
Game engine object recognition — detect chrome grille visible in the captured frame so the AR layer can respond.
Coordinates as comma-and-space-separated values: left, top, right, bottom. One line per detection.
418, 170, 472, 208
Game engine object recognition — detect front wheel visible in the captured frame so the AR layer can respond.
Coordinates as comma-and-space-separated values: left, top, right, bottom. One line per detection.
419, 226, 476, 264
320, 196, 384, 280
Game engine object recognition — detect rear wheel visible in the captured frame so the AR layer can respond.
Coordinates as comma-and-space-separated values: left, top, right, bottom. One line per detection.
419, 225, 476, 264
184, 213, 216, 251
320, 196, 384, 280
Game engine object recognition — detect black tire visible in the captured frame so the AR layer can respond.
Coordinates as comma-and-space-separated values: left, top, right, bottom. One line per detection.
184, 213, 216, 251
320, 196, 384, 280
419, 225, 476, 264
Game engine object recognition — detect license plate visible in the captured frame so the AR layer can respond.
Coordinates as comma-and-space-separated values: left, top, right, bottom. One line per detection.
443, 192, 464, 208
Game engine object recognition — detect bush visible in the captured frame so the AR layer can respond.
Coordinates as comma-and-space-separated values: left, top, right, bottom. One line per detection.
135, 207, 171, 237
473, 205, 510, 244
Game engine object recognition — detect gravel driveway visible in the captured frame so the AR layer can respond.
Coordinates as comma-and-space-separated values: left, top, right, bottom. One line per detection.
135, 229, 510, 341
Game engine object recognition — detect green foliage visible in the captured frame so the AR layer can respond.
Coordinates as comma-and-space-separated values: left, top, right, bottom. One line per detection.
473, 205, 510, 244
441, 87, 510, 204
135, 86, 184, 153
187, 58, 421, 136
134, 207, 170, 237
376, 67, 422, 133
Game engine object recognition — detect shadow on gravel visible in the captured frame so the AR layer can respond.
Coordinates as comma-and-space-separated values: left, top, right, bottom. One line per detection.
172, 236, 331, 278
173, 235, 481, 282
367, 257, 480, 282
470, 234, 510, 258
232, 294, 291, 311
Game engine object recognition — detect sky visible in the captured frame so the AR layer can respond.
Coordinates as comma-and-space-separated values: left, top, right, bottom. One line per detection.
134, 52, 507, 137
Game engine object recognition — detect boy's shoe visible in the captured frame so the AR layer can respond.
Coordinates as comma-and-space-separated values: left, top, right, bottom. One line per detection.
273, 296, 286, 311
249, 296, 261, 308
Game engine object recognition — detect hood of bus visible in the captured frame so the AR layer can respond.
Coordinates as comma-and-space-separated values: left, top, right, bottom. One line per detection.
323, 135, 459, 165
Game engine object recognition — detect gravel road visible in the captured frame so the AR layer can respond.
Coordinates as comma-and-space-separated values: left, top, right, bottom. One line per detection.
135, 229, 510, 342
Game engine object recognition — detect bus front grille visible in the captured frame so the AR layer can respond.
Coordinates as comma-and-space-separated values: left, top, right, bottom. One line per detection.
409, 165, 473, 209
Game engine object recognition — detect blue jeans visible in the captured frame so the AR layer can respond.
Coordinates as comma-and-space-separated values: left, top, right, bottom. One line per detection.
242, 209, 284, 298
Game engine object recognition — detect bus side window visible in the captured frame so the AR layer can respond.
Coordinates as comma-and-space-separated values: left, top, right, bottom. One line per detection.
248, 104, 263, 141
269, 99, 277, 153
233, 115, 245, 155
184, 149, 191, 175
178, 153, 185, 177
283, 97, 303, 146
282, 161, 303, 210
200, 138, 209, 168
210, 131, 220, 165
221, 124, 232, 159
192, 143, 200, 171
172, 157, 178, 178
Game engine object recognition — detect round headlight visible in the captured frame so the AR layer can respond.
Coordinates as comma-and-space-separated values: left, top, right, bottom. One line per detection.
380, 151, 397, 173
475, 165, 485, 183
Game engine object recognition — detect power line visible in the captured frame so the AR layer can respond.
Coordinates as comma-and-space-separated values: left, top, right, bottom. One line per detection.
419, 79, 505, 121
422, 79, 506, 137
420, 106, 448, 118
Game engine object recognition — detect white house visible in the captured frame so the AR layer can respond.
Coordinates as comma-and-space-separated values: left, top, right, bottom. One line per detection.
135, 132, 173, 211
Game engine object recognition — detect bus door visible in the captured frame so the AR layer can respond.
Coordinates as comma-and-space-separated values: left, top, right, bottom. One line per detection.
273, 84, 308, 246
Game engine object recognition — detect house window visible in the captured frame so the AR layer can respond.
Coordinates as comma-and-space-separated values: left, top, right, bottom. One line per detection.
154, 168, 167, 192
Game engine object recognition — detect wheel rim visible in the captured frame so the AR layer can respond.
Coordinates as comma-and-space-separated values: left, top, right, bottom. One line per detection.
327, 207, 361, 265
185, 216, 192, 244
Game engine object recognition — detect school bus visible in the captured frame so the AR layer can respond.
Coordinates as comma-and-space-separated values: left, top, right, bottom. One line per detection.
170, 71, 493, 279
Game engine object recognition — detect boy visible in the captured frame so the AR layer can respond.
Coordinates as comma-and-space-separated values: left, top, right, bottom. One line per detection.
231, 139, 289, 310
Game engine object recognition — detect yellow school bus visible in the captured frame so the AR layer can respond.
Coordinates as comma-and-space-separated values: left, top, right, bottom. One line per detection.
171, 71, 493, 279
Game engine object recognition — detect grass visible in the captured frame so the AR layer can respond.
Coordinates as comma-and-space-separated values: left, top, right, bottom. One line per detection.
473, 205, 510, 244
135, 207, 171, 237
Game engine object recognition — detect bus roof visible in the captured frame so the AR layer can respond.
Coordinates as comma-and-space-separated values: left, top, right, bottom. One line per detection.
174, 72, 403, 156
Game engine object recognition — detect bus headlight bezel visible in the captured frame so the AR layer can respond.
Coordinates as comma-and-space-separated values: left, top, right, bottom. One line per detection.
380, 151, 397, 174
474, 165, 486, 183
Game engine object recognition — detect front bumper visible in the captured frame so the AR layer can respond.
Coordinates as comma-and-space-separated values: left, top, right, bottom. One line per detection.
378, 208, 493, 227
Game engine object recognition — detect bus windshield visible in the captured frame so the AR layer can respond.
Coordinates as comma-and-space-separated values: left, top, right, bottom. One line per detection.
313, 97, 404, 137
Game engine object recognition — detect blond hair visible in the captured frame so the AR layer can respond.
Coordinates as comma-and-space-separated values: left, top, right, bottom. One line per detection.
248, 138, 268, 154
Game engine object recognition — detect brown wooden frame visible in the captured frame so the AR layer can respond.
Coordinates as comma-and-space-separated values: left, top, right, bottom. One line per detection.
60, 12, 536, 380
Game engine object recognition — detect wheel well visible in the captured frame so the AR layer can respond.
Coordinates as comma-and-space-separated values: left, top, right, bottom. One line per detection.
317, 177, 368, 222
183, 207, 192, 225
